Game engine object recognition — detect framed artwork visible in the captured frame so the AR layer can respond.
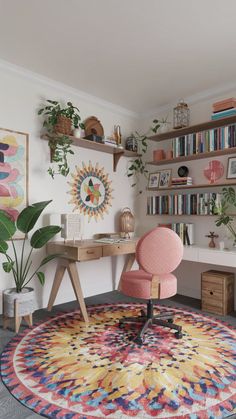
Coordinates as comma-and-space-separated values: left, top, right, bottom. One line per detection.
226, 157, 236, 179
68, 161, 113, 222
0, 128, 29, 239
148, 172, 160, 189
159, 169, 172, 188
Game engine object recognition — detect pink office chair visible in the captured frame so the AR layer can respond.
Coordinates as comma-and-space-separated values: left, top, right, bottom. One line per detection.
120, 227, 183, 344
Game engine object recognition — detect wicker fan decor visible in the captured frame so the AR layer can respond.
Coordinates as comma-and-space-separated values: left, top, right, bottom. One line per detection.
84, 116, 104, 137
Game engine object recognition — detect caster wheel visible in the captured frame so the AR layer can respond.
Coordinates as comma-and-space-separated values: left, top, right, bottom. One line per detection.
167, 318, 174, 323
175, 331, 183, 339
134, 337, 143, 345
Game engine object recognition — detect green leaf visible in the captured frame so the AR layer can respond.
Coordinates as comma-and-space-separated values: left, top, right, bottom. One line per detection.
0, 240, 8, 253
40, 253, 61, 267
17, 201, 53, 233
30, 226, 62, 248
2, 261, 14, 273
36, 271, 45, 286
0, 210, 16, 240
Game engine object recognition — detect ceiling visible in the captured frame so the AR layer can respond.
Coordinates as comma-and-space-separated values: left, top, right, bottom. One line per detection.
1, 0, 236, 114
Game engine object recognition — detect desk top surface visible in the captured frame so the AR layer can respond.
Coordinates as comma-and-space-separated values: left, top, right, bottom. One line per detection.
47, 238, 138, 249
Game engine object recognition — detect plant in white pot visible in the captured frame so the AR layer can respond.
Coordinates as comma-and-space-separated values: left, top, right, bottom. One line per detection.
0, 200, 61, 331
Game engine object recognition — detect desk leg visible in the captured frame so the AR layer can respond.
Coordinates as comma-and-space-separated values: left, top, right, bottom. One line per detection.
67, 261, 89, 323
47, 262, 66, 311
118, 253, 136, 290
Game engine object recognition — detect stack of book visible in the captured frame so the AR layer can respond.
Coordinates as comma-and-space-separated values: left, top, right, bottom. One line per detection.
103, 137, 117, 147
171, 177, 193, 187
211, 97, 236, 120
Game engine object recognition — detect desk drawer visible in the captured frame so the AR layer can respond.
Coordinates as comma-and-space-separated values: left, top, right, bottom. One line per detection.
78, 247, 102, 261
103, 243, 135, 257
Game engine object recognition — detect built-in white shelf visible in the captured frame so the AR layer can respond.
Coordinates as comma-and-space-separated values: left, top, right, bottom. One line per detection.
183, 245, 236, 268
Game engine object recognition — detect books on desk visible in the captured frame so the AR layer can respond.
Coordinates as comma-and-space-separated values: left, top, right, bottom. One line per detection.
94, 237, 130, 244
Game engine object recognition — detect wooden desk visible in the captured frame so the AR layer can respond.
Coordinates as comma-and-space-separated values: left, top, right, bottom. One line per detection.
46, 239, 137, 322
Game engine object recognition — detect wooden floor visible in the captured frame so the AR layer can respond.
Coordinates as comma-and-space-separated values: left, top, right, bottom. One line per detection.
0, 291, 236, 419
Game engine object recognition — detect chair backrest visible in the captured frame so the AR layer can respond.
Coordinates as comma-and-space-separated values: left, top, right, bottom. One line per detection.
136, 227, 183, 275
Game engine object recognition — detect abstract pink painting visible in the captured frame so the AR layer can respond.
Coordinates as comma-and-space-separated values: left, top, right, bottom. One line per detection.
0, 128, 28, 238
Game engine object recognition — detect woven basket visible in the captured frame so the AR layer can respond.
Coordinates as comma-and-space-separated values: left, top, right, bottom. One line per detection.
54, 115, 72, 135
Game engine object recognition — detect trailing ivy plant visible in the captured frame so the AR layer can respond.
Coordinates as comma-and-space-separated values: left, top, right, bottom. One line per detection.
47, 134, 74, 178
38, 100, 84, 178
127, 119, 163, 190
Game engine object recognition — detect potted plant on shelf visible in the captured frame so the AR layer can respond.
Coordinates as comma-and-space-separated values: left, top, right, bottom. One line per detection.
0, 200, 61, 330
211, 187, 236, 245
38, 100, 85, 178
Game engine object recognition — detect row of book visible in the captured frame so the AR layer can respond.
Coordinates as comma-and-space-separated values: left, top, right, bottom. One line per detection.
172, 124, 236, 158
158, 223, 194, 245
147, 193, 221, 215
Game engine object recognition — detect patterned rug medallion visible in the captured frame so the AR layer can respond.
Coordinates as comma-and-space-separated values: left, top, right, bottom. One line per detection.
1, 303, 236, 418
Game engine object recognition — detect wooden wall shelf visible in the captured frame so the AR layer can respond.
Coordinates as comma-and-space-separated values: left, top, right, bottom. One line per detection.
148, 115, 236, 142
147, 146, 236, 166
147, 180, 236, 192
42, 134, 140, 172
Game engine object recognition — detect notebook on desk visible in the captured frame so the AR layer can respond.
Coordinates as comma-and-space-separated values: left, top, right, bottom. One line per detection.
94, 237, 130, 244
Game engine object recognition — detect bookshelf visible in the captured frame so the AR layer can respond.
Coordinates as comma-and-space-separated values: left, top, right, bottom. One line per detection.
147, 180, 236, 192
147, 115, 236, 166
41, 134, 140, 172
147, 147, 236, 166
148, 115, 236, 143
146, 116, 236, 246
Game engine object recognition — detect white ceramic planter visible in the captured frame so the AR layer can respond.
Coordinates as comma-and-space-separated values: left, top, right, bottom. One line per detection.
3, 287, 35, 317
73, 128, 85, 138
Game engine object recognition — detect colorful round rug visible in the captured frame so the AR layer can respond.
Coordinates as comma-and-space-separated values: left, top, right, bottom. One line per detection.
1, 303, 236, 419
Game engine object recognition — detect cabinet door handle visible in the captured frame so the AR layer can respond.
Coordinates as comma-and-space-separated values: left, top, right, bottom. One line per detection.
210, 291, 213, 295
87, 250, 95, 255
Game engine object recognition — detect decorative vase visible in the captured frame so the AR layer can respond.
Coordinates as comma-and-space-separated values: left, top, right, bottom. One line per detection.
73, 127, 85, 138
3, 287, 35, 318
125, 136, 138, 152
159, 122, 170, 133
153, 149, 165, 161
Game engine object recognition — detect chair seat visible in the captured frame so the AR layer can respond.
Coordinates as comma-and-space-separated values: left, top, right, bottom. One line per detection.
121, 270, 177, 300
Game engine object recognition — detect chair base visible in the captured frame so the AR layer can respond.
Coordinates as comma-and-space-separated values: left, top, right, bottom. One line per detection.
119, 300, 182, 344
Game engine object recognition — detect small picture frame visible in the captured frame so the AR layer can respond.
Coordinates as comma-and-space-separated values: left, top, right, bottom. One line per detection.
227, 157, 236, 179
148, 172, 160, 189
159, 169, 172, 188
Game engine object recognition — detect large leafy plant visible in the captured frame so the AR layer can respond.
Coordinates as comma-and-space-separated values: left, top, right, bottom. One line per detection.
211, 187, 236, 242
0, 201, 61, 293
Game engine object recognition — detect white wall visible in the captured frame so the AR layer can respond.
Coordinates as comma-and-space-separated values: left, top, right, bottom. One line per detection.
0, 64, 138, 312
139, 94, 236, 307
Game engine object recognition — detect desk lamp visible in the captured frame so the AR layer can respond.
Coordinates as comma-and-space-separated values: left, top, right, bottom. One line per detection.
120, 207, 135, 238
